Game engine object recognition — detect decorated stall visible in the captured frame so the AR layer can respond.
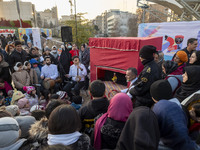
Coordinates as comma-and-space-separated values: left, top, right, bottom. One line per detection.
89, 37, 163, 98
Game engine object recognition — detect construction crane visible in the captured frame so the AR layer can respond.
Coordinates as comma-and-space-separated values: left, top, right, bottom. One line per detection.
69, 0, 73, 15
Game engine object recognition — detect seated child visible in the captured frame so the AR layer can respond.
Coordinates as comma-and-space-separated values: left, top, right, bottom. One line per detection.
17, 98, 30, 116
4, 90, 13, 106
0, 78, 13, 97
189, 103, 200, 144
11, 90, 25, 105
71, 95, 82, 110
12, 62, 30, 91
56, 91, 71, 104
23, 86, 38, 107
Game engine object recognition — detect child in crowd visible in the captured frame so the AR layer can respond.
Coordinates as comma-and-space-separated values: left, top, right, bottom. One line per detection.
56, 91, 71, 104
23, 86, 39, 107
4, 90, 13, 106
6, 105, 20, 116
17, 97, 30, 116
12, 62, 30, 91
30, 104, 45, 120
30, 58, 41, 82
0, 78, 13, 97
11, 90, 25, 105
189, 103, 200, 144
24, 61, 38, 86
71, 95, 82, 110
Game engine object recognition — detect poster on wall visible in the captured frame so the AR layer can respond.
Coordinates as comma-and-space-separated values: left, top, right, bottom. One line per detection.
32, 28, 42, 49
0, 29, 15, 36
138, 21, 200, 60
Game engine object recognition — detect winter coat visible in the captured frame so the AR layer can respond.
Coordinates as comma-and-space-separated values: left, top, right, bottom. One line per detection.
130, 60, 162, 107
0, 60, 11, 84
12, 70, 30, 90
26, 69, 38, 85
79, 97, 109, 121
9, 49, 28, 71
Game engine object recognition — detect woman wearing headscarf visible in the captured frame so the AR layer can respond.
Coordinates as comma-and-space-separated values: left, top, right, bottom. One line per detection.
93, 93, 133, 150
189, 51, 200, 66
116, 106, 160, 150
152, 100, 199, 150
173, 51, 188, 72
162, 60, 182, 94
0, 53, 11, 84
175, 66, 200, 102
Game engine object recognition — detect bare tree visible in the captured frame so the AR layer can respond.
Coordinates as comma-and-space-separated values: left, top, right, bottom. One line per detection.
127, 15, 138, 37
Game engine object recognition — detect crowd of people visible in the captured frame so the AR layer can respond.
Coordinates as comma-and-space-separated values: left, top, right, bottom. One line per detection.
0, 35, 200, 150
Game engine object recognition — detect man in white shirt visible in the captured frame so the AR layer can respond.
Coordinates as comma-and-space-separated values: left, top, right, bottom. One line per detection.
64, 56, 87, 97
41, 56, 59, 92
121, 67, 138, 98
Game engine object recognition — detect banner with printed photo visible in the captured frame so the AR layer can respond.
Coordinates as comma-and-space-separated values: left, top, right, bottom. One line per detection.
138, 21, 200, 60
32, 28, 42, 49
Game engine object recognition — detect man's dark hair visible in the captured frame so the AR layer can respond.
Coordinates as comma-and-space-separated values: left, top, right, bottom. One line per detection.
0, 78, 4, 83
89, 80, 105, 97
48, 105, 81, 134
127, 67, 137, 76
45, 100, 64, 119
187, 38, 197, 46
44, 56, 51, 61
14, 40, 22, 46
72, 55, 79, 61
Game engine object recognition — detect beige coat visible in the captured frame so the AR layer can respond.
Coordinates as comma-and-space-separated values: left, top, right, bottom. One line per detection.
28, 69, 38, 85
12, 70, 30, 90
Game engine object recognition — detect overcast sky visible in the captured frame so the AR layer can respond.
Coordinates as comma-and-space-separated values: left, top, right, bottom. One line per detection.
5, 0, 137, 19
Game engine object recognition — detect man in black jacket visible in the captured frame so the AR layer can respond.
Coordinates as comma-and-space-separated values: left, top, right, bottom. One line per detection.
181, 38, 198, 65
78, 80, 109, 135
9, 41, 28, 72
130, 45, 162, 108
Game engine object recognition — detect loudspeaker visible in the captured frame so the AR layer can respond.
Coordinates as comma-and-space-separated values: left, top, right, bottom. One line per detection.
61, 26, 73, 42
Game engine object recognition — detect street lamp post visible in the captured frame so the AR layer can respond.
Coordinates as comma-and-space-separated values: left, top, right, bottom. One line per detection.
16, 0, 22, 27
74, 0, 78, 45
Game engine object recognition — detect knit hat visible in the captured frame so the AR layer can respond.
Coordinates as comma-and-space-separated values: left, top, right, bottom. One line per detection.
0, 117, 20, 148
23, 86, 35, 95
139, 45, 157, 60
15, 116, 36, 138
11, 91, 25, 105
176, 51, 188, 63
150, 80, 173, 101
30, 105, 45, 113
29, 58, 39, 64
14, 40, 22, 46
17, 98, 29, 109
6, 105, 19, 116
56, 91, 68, 99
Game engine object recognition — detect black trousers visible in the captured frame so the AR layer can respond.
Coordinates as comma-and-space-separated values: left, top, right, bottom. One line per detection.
63, 80, 84, 97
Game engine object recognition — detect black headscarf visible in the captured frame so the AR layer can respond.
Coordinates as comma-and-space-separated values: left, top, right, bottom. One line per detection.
191, 51, 200, 66
116, 106, 160, 150
175, 66, 200, 102
162, 60, 178, 75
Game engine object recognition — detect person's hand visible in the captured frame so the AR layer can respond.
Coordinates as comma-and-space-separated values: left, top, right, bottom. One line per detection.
44, 78, 50, 81
77, 66, 83, 71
